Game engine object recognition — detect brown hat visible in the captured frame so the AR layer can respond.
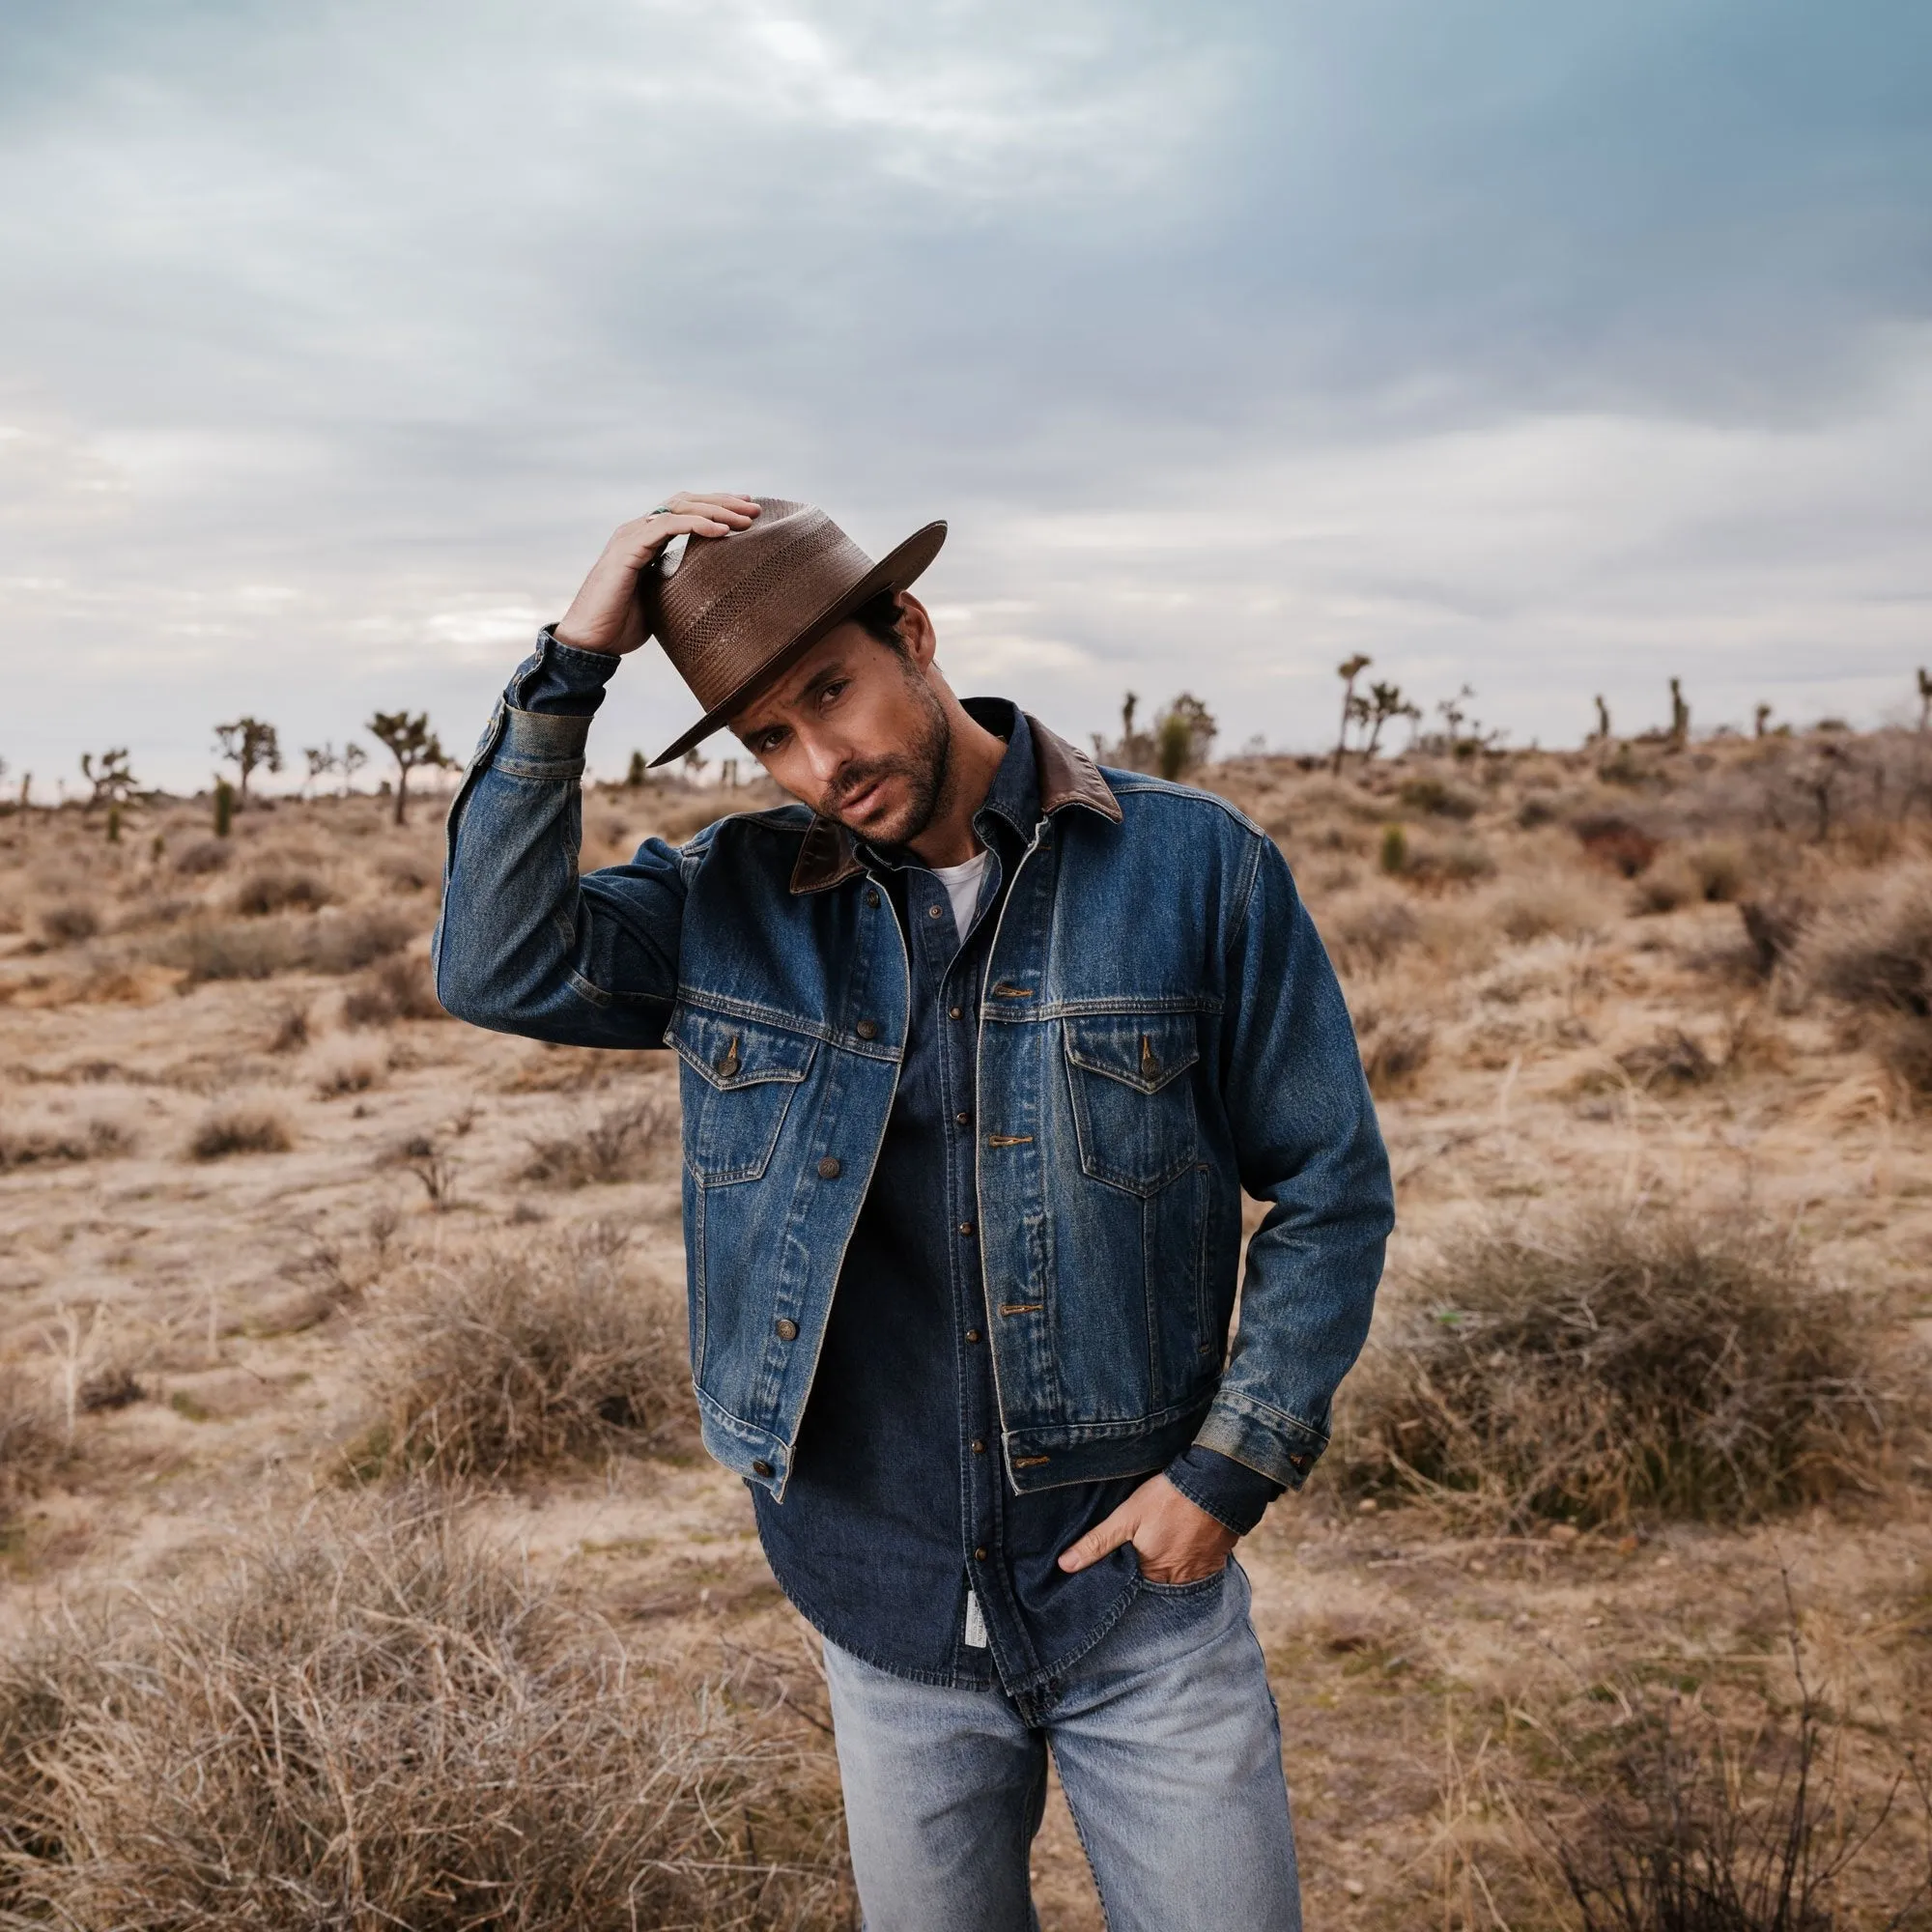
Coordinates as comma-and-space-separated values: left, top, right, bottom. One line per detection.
643, 497, 946, 766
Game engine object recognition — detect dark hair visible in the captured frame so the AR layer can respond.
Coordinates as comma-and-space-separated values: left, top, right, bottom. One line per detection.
849, 588, 909, 653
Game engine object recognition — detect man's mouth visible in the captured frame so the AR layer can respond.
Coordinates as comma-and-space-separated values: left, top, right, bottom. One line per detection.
836, 775, 891, 818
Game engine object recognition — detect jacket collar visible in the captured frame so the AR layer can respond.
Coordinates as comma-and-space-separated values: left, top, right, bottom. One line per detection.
788, 702, 1122, 895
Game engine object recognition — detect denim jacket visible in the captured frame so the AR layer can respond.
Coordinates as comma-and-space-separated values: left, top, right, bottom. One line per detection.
432, 679, 1393, 1503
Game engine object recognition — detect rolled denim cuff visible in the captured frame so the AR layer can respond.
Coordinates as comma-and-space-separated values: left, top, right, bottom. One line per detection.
507, 628, 623, 718
1163, 1445, 1284, 1536
1192, 1389, 1329, 1492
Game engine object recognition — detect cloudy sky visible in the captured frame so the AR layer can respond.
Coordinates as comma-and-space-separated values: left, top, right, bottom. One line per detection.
4, 0, 1929, 793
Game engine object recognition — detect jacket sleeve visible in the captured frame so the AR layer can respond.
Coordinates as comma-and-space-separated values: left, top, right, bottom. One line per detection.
1190, 830, 1394, 1492
430, 635, 689, 1048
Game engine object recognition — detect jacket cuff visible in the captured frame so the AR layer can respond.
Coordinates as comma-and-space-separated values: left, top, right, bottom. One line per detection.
506, 628, 623, 718
1190, 1390, 1329, 1492
1163, 1445, 1284, 1535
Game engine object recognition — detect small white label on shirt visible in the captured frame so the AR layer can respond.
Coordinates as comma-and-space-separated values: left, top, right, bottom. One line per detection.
963, 1587, 989, 1648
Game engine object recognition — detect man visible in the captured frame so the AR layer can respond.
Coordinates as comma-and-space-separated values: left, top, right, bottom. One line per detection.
434, 493, 1392, 1931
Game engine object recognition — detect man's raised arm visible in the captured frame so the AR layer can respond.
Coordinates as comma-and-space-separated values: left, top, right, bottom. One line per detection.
431, 493, 761, 1047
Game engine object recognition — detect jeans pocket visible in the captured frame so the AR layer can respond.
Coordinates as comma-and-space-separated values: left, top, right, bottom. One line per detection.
1134, 1557, 1228, 1599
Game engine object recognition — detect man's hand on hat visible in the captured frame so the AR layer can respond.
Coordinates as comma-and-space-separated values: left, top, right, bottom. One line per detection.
554, 493, 761, 657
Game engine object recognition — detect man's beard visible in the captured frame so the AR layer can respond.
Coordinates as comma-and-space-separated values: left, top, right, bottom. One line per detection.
819, 677, 952, 850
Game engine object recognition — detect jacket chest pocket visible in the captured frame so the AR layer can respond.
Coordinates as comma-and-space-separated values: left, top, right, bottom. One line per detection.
1062, 1011, 1202, 1197
668, 1006, 816, 1186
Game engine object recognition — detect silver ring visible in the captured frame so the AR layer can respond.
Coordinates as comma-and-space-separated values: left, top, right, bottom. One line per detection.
651, 505, 673, 516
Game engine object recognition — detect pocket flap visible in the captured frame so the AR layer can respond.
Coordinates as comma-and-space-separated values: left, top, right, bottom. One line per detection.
668, 1006, 816, 1090
1063, 1012, 1201, 1094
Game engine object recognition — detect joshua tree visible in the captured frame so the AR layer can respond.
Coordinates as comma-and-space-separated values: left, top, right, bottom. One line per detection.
366, 711, 450, 826
1332, 655, 1372, 775
1359, 683, 1418, 762
1153, 694, 1217, 781
1668, 677, 1690, 750
1918, 667, 1931, 735
80, 748, 139, 810
302, 745, 340, 797
213, 718, 282, 803
625, 750, 648, 788
1592, 695, 1611, 742
342, 742, 368, 796
1755, 702, 1774, 738
683, 746, 705, 783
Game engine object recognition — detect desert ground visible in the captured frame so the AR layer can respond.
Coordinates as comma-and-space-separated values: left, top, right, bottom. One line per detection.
2, 715, 1929, 1927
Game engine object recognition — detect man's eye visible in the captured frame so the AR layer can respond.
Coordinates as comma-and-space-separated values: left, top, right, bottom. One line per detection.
820, 681, 848, 706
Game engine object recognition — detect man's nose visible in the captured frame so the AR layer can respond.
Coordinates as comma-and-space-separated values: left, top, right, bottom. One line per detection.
801, 734, 853, 793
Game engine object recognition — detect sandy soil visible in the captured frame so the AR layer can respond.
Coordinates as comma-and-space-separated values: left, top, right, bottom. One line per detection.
3, 736, 1928, 1926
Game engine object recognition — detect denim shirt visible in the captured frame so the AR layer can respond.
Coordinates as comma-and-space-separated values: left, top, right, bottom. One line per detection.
503, 642, 1285, 1690
434, 634, 1395, 1674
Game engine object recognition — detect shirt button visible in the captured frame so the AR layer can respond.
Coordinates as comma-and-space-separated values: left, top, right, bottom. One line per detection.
774, 1317, 798, 1342
817, 1155, 842, 1179
971, 1437, 986, 1455
927, 903, 943, 919
965, 1328, 981, 1345
958, 1220, 975, 1236
955, 1111, 971, 1126
855, 1018, 879, 1040
865, 889, 880, 908
948, 1005, 963, 1020
752, 1459, 774, 1478
974, 1546, 988, 1562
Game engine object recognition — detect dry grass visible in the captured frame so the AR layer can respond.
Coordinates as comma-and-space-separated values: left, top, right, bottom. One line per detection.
35, 902, 99, 948
0, 1364, 63, 1537
232, 866, 332, 915
1331, 1204, 1903, 1530
522, 1095, 679, 1187
348, 1224, 692, 1479
341, 952, 444, 1025
162, 905, 417, 984
1806, 865, 1932, 1021
0, 1116, 136, 1170
187, 1099, 295, 1161
0, 1492, 849, 1928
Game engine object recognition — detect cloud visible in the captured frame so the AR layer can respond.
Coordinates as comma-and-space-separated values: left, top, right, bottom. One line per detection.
0, 0, 1927, 784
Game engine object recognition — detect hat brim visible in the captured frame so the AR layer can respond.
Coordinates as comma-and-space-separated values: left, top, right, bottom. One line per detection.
647, 520, 947, 768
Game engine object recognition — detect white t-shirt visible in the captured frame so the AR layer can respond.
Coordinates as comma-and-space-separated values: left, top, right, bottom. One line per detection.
930, 848, 990, 941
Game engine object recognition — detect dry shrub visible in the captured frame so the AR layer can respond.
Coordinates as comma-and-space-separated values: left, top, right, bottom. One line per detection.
1326, 891, 1422, 972
36, 902, 99, 947
1804, 864, 1932, 1020
1353, 1008, 1435, 1097
266, 1001, 310, 1052
165, 907, 416, 984
523, 1095, 678, 1187
342, 952, 443, 1025
311, 1040, 386, 1097
232, 867, 331, 915
0, 1493, 848, 1928
1615, 1027, 1718, 1091
1876, 1015, 1932, 1096
1492, 873, 1605, 944
0, 1364, 62, 1535
1548, 1636, 1932, 1931
1331, 1206, 1899, 1529
172, 838, 230, 875
351, 1224, 691, 1479
1403, 833, 1496, 887
1577, 815, 1661, 878
0, 1117, 135, 1170
1398, 775, 1481, 820
1633, 840, 1750, 915
187, 1100, 294, 1161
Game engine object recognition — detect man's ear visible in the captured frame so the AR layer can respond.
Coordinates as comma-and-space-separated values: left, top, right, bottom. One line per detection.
895, 591, 938, 670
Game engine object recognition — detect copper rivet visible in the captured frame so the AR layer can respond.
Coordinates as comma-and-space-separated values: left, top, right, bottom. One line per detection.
856, 1018, 878, 1040
958, 1221, 975, 1236
752, 1459, 774, 1477
817, 1155, 841, 1179
775, 1318, 798, 1342
974, 1546, 988, 1562
971, 1438, 986, 1454
965, 1328, 980, 1344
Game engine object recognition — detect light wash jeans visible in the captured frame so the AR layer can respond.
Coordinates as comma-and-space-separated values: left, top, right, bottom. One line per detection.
821, 1558, 1301, 1931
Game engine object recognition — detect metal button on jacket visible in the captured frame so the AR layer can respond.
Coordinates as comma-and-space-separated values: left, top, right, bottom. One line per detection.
752, 1459, 774, 1478
775, 1317, 799, 1342
817, 1155, 842, 1179
855, 1018, 879, 1040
